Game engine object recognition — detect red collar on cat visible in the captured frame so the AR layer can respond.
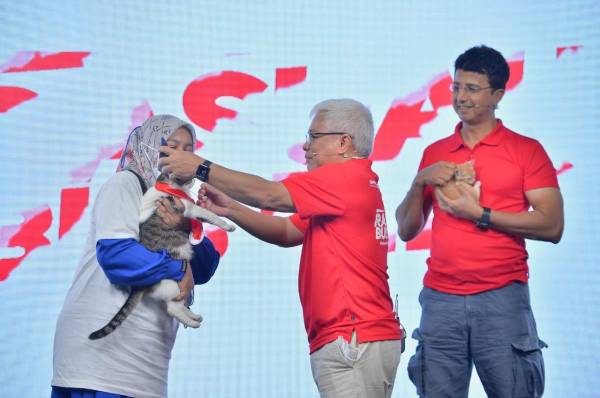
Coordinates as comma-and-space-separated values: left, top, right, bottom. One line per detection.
154, 181, 204, 242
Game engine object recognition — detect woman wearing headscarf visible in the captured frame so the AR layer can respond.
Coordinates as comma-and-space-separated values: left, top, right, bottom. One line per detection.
51, 115, 220, 398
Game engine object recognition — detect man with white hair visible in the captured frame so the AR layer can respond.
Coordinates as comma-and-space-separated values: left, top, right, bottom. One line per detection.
160, 99, 404, 397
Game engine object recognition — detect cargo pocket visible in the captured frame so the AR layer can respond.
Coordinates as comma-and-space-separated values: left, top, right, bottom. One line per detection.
511, 337, 548, 398
407, 328, 426, 396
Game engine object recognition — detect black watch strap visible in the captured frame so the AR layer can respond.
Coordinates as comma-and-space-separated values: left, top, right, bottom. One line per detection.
195, 160, 212, 182
476, 207, 491, 230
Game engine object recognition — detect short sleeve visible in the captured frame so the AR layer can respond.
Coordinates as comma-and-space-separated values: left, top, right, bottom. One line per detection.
418, 147, 433, 202
523, 141, 559, 191
281, 165, 347, 219
94, 172, 144, 241
289, 213, 309, 233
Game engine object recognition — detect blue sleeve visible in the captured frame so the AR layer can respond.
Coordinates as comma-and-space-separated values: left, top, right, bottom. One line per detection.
96, 238, 185, 287
190, 238, 221, 285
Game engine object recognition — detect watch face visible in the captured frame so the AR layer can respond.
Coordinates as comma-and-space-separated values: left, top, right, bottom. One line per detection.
196, 166, 208, 181
195, 160, 212, 181
476, 207, 491, 230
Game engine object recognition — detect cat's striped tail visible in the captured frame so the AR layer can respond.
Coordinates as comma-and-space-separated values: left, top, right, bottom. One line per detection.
88, 289, 144, 340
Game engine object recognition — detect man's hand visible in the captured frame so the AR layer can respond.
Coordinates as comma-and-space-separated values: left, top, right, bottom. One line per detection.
435, 182, 483, 221
174, 261, 194, 302
155, 197, 191, 232
197, 183, 237, 217
158, 146, 204, 181
414, 161, 456, 187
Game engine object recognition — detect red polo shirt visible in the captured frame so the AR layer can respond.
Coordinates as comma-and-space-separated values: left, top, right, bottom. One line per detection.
282, 159, 401, 353
420, 120, 559, 294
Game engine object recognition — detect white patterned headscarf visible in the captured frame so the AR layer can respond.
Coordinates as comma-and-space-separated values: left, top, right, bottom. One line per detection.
118, 114, 196, 187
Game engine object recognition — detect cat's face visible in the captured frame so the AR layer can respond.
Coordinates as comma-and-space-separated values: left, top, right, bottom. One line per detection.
454, 160, 476, 185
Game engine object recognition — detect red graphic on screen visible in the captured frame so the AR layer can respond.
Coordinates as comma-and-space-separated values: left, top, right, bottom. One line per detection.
110, 101, 157, 160
110, 148, 123, 160
406, 228, 432, 251
0, 86, 37, 113
59, 188, 90, 239
387, 234, 396, 253
556, 45, 583, 59
205, 227, 229, 257
72, 144, 123, 182
371, 55, 525, 161
0, 102, 164, 282
506, 52, 524, 90
275, 66, 307, 91
371, 98, 439, 161
556, 162, 573, 175
0, 54, 574, 275
287, 143, 307, 165
183, 71, 268, 131
129, 101, 154, 133
0, 207, 52, 281
1, 51, 90, 73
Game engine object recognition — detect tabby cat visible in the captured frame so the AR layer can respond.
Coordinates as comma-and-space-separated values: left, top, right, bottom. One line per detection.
89, 172, 235, 340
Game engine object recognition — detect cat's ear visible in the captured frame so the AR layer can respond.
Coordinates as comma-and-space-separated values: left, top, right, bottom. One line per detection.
466, 159, 475, 167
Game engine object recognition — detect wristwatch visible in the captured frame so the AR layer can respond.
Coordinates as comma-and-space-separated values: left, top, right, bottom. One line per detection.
195, 160, 212, 182
181, 259, 188, 273
475, 207, 491, 230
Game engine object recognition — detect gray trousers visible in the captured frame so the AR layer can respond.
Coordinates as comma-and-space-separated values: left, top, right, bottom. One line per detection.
408, 282, 547, 398
310, 331, 402, 398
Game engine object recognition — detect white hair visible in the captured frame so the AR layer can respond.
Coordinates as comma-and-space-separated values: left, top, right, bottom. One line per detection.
309, 98, 374, 157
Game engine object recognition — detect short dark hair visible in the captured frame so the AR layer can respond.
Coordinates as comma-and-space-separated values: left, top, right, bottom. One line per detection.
454, 45, 510, 90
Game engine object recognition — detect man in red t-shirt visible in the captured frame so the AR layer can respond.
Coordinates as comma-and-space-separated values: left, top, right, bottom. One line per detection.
160, 99, 403, 397
396, 45, 564, 397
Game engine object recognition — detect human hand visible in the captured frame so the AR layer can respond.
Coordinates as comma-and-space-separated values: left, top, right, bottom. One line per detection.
155, 197, 191, 232
174, 261, 194, 303
414, 161, 456, 187
435, 182, 482, 221
158, 146, 204, 181
197, 183, 236, 217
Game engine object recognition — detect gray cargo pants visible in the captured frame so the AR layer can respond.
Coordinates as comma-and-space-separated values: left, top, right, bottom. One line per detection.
408, 282, 547, 398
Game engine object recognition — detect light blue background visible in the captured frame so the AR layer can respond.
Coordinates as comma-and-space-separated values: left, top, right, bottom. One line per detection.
1, 1, 599, 397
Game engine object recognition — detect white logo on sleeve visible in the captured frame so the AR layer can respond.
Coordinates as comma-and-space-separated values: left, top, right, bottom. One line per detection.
374, 209, 389, 245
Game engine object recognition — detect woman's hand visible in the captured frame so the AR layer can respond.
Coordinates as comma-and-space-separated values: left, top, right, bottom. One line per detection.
155, 197, 191, 232
174, 261, 194, 303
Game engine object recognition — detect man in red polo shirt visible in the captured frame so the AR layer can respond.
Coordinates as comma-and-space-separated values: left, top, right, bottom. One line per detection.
396, 45, 564, 397
159, 99, 403, 397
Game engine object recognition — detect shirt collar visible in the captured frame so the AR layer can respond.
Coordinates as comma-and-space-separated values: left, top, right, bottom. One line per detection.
449, 119, 506, 152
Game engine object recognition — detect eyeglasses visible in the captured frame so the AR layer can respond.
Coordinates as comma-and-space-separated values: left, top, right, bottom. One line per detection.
450, 83, 494, 94
305, 131, 348, 144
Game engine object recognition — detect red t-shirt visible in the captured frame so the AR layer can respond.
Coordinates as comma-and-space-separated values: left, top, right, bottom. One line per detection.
420, 120, 559, 294
282, 159, 401, 353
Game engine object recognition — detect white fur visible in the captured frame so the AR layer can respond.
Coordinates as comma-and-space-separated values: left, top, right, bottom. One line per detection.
182, 200, 236, 232
139, 186, 236, 232
147, 280, 202, 328
137, 181, 234, 328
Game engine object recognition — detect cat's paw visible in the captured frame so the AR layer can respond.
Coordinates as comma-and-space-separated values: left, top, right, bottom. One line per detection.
182, 306, 203, 327
219, 221, 236, 232
167, 301, 203, 328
